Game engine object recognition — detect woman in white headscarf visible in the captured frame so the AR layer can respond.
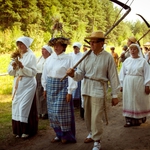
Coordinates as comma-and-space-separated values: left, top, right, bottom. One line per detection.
36, 45, 53, 119
119, 43, 150, 127
8, 36, 38, 138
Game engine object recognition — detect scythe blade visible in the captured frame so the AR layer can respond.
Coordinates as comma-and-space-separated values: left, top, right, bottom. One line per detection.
62, 0, 131, 81
136, 14, 150, 42
84, 0, 131, 44
105, 0, 131, 36
136, 14, 150, 28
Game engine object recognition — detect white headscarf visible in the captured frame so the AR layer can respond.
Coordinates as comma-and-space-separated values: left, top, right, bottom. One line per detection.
73, 42, 82, 49
16, 36, 33, 52
129, 43, 144, 58
42, 45, 53, 54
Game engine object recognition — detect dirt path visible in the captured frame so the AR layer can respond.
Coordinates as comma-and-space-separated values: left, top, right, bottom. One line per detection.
1, 101, 150, 150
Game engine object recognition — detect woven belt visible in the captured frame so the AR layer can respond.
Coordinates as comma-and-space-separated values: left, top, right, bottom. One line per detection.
84, 76, 106, 84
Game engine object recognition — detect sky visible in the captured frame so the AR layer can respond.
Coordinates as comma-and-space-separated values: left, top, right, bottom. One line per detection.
113, 0, 150, 22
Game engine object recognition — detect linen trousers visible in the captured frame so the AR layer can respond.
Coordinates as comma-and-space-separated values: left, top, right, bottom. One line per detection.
83, 95, 104, 141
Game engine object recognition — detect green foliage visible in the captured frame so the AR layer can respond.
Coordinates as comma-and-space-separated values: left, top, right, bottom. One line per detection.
0, 54, 13, 95
0, 0, 150, 53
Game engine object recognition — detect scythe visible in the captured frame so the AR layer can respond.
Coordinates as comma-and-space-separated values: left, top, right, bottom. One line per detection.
61, 0, 131, 81
136, 14, 150, 43
119, 14, 150, 59
61, 0, 131, 125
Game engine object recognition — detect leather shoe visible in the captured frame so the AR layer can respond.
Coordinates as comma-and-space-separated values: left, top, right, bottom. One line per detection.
61, 139, 68, 144
51, 137, 60, 143
124, 122, 132, 127
84, 138, 94, 143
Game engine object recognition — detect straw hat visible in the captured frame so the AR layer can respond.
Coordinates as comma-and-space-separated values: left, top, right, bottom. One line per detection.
128, 36, 137, 43
84, 30, 106, 39
143, 42, 150, 47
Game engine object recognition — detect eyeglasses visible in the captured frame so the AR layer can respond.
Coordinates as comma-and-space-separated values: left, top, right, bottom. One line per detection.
89, 40, 101, 44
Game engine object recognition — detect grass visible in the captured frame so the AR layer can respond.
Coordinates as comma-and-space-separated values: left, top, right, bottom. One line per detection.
0, 95, 12, 143
0, 94, 49, 146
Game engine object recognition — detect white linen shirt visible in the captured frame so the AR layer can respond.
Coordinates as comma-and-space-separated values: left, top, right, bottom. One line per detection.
36, 56, 47, 73
69, 52, 83, 65
73, 50, 120, 98
41, 52, 77, 94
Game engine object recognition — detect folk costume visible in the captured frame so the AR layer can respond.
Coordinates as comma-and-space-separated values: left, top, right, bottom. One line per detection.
69, 31, 120, 150
42, 37, 77, 143
36, 45, 53, 119
119, 44, 150, 126
8, 36, 38, 138
69, 42, 83, 108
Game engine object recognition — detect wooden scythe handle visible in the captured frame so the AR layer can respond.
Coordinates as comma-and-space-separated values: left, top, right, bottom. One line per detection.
60, 50, 92, 81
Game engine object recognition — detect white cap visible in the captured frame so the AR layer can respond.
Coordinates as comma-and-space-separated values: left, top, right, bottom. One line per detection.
42, 45, 53, 54
73, 42, 82, 49
16, 36, 33, 48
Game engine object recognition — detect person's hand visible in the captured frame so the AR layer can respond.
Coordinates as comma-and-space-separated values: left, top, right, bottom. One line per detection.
17, 61, 24, 69
12, 62, 17, 70
112, 98, 119, 106
120, 87, 123, 92
145, 86, 149, 95
66, 94, 72, 103
43, 91, 47, 99
66, 68, 75, 78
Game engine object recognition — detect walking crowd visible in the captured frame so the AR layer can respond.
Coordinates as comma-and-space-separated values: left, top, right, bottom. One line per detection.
7, 30, 150, 150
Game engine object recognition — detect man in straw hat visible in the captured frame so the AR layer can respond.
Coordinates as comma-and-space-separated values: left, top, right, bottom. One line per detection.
66, 30, 119, 150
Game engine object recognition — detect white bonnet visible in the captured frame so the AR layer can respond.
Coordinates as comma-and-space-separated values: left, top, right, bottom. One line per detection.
129, 43, 143, 58
42, 45, 53, 54
16, 36, 33, 48
73, 42, 82, 49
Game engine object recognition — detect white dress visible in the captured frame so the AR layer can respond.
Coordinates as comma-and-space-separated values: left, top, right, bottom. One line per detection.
119, 57, 150, 118
8, 50, 37, 123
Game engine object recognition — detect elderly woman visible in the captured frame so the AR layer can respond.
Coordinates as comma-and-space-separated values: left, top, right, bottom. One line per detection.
36, 45, 53, 119
119, 43, 150, 127
41, 37, 77, 144
8, 36, 38, 138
